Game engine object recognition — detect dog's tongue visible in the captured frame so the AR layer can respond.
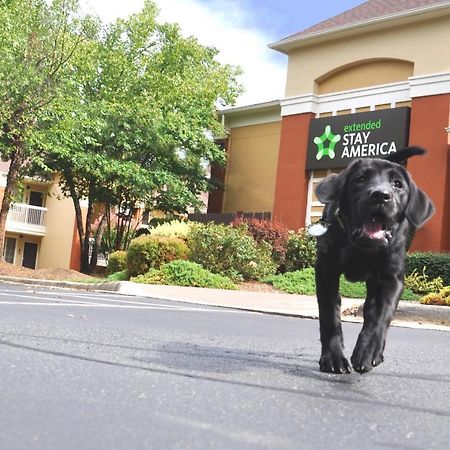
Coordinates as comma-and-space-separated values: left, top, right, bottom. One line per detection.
363, 220, 385, 240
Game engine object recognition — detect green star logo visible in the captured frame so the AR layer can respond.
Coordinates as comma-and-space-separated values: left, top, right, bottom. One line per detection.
314, 125, 341, 160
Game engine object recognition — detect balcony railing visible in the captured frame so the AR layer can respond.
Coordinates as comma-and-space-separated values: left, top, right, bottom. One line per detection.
6, 203, 47, 236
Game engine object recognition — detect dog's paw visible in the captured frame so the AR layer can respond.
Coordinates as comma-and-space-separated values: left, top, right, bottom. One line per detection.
319, 349, 352, 374
351, 331, 385, 374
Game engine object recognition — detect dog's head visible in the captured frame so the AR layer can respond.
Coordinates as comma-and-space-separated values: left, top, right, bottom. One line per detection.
316, 147, 435, 250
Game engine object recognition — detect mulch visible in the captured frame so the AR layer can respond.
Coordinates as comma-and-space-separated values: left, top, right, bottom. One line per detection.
0, 261, 95, 281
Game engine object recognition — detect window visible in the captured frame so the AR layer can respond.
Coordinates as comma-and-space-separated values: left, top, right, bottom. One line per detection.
4, 237, 16, 264
306, 169, 342, 226
28, 190, 44, 207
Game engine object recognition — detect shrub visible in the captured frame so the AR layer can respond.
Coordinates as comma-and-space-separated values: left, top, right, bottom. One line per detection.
420, 287, 450, 306
404, 267, 444, 294
406, 252, 450, 285
148, 220, 192, 240
264, 268, 316, 294
130, 268, 166, 285
126, 235, 189, 277
106, 270, 128, 281
231, 218, 289, 267
131, 260, 236, 290
439, 286, 450, 297
187, 223, 276, 281
107, 251, 127, 275
284, 229, 317, 272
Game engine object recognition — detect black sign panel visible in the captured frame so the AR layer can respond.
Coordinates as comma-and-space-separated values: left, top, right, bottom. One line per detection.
306, 107, 410, 170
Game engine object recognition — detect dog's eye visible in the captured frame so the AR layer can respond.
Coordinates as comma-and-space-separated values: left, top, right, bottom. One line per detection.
355, 175, 368, 183
393, 179, 403, 189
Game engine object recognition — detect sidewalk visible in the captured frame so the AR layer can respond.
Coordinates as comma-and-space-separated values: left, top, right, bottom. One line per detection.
1, 275, 449, 331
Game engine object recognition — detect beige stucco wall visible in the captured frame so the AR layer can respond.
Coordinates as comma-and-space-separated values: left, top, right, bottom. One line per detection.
317, 59, 414, 94
38, 177, 76, 270
4, 232, 41, 267
223, 121, 281, 214
285, 14, 450, 96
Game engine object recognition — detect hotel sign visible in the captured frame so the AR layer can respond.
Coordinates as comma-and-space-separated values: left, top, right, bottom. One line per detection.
306, 107, 411, 170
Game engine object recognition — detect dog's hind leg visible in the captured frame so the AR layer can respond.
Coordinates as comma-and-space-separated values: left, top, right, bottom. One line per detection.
351, 274, 403, 373
316, 257, 351, 373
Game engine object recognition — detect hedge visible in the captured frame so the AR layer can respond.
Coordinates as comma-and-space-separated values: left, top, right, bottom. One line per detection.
126, 235, 189, 277
187, 222, 276, 281
107, 251, 127, 275
131, 260, 236, 290
406, 252, 450, 285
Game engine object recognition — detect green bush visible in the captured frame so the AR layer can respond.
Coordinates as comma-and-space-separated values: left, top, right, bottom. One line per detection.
187, 223, 276, 281
107, 251, 127, 275
131, 260, 236, 290
284, 229, 316, 272
126, 235, 189, 277
264, 268, 316, 294
148, 220, 192, 240
130, 268, 166, 285
439, 286, 450, 297
406, 252, 450, 285
106, 270, 129, 281
231, 218, 289, 268
404, 267, 444, 294
264, 268, 418, 300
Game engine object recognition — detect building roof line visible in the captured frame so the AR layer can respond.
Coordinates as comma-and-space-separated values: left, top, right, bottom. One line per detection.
269, 1, 450, 53
218, 99, 281, 116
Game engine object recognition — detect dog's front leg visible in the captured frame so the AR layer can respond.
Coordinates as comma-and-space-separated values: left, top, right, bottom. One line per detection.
316, 257, 351, 373
351, 274, 403, 373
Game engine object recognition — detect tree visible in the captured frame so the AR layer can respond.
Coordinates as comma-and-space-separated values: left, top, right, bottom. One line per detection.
0, 0, 91, 258
42, 0, 241, 273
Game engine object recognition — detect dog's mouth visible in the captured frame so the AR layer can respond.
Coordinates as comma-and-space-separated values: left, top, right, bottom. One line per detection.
360, 212, 392, 243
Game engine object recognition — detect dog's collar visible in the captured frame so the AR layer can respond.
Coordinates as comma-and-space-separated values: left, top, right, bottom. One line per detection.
308, 204, 347, 237
334, 207, 347, 232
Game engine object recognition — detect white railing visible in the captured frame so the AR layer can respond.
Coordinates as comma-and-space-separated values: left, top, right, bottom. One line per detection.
6, 203, 47, 235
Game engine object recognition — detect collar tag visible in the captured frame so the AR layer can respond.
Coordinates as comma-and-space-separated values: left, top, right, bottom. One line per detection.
308, 222, 329, 237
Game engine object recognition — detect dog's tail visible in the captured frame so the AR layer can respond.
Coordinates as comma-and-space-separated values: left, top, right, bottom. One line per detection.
385, 146, 426, 164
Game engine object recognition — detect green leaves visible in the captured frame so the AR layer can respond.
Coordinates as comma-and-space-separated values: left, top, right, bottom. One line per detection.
0, 0, 242, 269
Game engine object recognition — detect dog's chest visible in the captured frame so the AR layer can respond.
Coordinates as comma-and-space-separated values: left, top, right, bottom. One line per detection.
339, 247, 380, 282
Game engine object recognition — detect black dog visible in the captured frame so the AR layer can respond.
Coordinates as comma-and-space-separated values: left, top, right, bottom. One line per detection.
314, 147, 434, 374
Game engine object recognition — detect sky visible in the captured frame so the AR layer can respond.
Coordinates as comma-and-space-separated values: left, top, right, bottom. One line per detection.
79, 0, 365, 106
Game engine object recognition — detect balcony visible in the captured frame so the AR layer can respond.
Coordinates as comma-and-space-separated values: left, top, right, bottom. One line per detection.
6, 203, 47, 236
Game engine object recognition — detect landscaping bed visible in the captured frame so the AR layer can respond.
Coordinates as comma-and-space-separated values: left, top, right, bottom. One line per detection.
0, 261, 95, 281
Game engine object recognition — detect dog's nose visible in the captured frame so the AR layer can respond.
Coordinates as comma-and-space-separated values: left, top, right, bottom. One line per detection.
370, 190, 392, 204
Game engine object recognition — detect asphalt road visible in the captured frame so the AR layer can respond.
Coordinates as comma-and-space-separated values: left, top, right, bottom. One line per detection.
0, 282, 449, 450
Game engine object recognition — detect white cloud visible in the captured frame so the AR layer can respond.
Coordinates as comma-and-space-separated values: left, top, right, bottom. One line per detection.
79, 0, 286, 106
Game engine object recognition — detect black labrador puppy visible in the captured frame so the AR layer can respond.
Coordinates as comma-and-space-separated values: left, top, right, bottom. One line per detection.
313, 147, 434, 374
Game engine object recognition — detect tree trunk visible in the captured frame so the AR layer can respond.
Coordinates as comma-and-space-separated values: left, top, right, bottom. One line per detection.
0, 142, 25, 260
88, 213, 107, 273
66, 174, 88, 273
80, 199, 94, 274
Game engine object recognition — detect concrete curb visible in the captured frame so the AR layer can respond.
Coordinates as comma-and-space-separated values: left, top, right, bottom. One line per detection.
0, 276, 449, 329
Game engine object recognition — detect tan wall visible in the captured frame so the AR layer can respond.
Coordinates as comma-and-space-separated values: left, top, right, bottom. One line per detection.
223, 121, 281, 213
38, 177, 76, 270
285, 15, 450, 96
317, 59, 414, 94
4, 232, 41, 267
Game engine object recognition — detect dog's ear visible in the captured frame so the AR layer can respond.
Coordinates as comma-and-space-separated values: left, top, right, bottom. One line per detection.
316, 173, 342, 203
316, 161, 358, 204
405, 177, 435, 228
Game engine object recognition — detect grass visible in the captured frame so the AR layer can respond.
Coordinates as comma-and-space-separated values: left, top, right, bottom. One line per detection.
264, 268, 420, 301
68, 277, 105, 283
